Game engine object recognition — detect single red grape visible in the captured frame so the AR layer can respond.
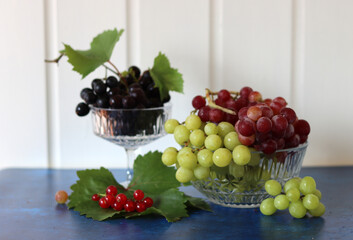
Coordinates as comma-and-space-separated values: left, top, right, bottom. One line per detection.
218, 89, 231, 102
261, 139, 277, 155
273, 96, 287, 107
270, 102, 283, 115
209, 108, 224, 123
284, 124, 295, 139
55, 190, 68, 204
247, 106, 262, 121
238, 118, 255, 136
272, 115, 289, 132
192, 95, 206, 109
294, 119, 311, 136
198, 106, 211, 122
280, 107, 297, 124
238, 133, 255, 146
240, 87, 253, 99
238, 107, 249, 120
215, 98, 226, 107
286, 134, 300, 148
256, 117, 272, 133
248, 91, 262, 102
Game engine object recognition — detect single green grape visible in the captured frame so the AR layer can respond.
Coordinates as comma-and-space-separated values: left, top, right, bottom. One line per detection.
299, 176, 316, 195
286, 188, 300, 202
185, 114, 202, 130
248, 148, 261, 166
197, 149, 214, 167
284, 178, 301, 193
274, 194, 290, 210
204, 122, 218, 135
302, 194, 320, 210
204, 134, 222, 151
161, 147, 178, 166
265, 180, 282, 196
174, 125, 190, 145
217, 122, 235, 138
213, 148, 232, 167
189, 129, 206, 147
194, 165, 210, 180
164, 119, 180, 134
175, 167, 194, 183
177, 147, 193, 163
223, 132, 241, 151
309, 202, 326, 217
289, 201, 307, 218
232, 145, 251, 165
178, 150, 198, 169
229, 161, 244, 178
260, 198, 277, 216
313, 189, 322, 200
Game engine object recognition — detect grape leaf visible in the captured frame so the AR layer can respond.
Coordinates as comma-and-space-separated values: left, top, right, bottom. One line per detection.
128, 151, 180, 193
63, 28, 124, 79
68, 152, 211, 222
150, 52, 184, 101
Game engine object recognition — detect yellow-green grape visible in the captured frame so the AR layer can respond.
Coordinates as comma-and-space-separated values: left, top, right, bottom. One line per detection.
178, 150, 197, 169
265, 180, 282, 196
204, 122, 218, 135
232, 145, 251, 165
284, 178, 301, 193
223, 132, 241, 151
302, 194, 320, 210
212, 148, 232, 167
248, 148, 261, 166
189, 129, 206, 147
176, 167, 194, 183
185, 114, 202, 130
197, 149, 214, 167
274, 194, 290, 210
299, 176, 316, 195
164, 119, 180, 134
313, 189, 322, 200
175, 161, 180, 169
177, 147, 192, 165
260, 198, 277, 216
289, 201, 307, 218
217, 122, 235, 138
174, 125, 190, 145
204, 134, 222, 151
286, 188, 300, 202
229, 161, 244, 178
162, 147, 178, 166
309, 202, 326, 217
194, 165, 210, 180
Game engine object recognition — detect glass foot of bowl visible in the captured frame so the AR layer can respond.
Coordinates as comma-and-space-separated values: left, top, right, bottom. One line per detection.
90, 104, 172, 181
192, 143, 308, 208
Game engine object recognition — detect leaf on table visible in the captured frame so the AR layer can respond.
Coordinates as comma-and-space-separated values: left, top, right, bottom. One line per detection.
185, 195, 212, 212
129, 151, 181, 194
63, 28, 124, 79
150, 52, 184, 101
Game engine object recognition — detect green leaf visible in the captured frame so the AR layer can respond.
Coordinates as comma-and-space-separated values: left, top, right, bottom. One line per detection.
129, 151, 180, 193
150, 52, 184, 101
185, 195, 212, 212
63, 28, 124, 79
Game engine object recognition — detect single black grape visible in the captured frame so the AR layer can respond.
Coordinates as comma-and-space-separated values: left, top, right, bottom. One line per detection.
139, 74, 153, 90
91, 79, 102, 89
126, 75, 135, 85
108, 87, 123, 97
96, 95, 109, 108
128, 66, 141, 79
75, 102, 90, 116
146, 83, 160, 99
93, 80, 107, 95
128, 82, 142, 92
83, 92, 97, 104
122, 96, 136, 109
109, 95, 123, 108
130, 88, 148, 106
106, 76, 118, 88
162, 94, 170, 103
80, 88, 93, 99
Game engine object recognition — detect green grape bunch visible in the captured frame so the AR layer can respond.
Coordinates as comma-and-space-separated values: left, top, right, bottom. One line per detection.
260, 177, 325, 218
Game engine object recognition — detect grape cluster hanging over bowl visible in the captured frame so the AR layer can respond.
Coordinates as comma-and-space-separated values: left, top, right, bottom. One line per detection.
162, 87, 311, 208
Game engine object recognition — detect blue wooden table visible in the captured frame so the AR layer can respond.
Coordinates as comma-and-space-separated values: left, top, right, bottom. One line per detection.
0, 167, 352, 240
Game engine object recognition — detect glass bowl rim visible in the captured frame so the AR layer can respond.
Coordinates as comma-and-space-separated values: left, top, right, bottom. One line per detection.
90, 102, 172, 112
250, 141, 308, 154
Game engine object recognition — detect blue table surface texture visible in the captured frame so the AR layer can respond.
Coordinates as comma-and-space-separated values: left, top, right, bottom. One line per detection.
0, 167, 352, 240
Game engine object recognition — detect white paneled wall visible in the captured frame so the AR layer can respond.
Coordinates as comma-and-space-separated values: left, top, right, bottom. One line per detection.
1, 0, 353, 169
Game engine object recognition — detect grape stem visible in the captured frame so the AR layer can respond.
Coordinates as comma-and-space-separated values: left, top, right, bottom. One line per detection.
107, 60, 123, 78
102, 64, 119, 76
205, 88, 237, 115
45, 53, 64, 63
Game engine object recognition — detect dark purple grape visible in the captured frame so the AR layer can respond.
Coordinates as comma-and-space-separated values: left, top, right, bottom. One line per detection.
93, 81, 107, 95
139, 73, 153, 90
146, 83, 160, 99
80, 88, 97, 104
108, 87, 123, 97
126, 75, 135, 85
128, 66, 141, 79
80, 88, 93, 99
91, 79, 102, 89
109, 95, 123, 108
130, 88, 148, 106
128, 82, 141, 92
106, 76, 118, 88
162, 94, 170, 103
122, 96, 136, 109
96, 95, 109, 108
75, 102, 90, 116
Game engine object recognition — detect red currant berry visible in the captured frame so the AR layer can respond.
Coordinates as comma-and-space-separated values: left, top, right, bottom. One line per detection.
112, 201, 124, 211
136, 202, 147, 213
92, 194, 100, 201
99, 198, 110, 209
124, 200, 136, 212
133, 189, 144, 201
143, 197, 153, 208
116, 193, 128, 205
104, 194, 116, 206
106, 185, 118, 196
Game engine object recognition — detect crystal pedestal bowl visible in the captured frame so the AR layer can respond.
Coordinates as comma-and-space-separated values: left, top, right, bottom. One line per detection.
90, 104, 172, 181
192, 142, 308, 208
